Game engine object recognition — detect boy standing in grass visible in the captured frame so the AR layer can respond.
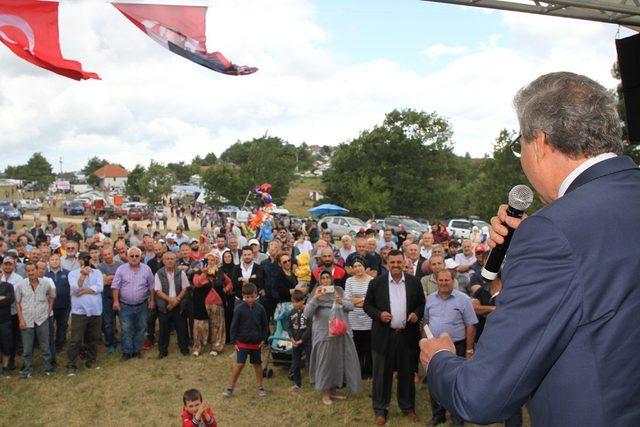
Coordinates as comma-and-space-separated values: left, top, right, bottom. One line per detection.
287, 289, 312, 390
223, 283, 269, 398
181, 388, 217, 427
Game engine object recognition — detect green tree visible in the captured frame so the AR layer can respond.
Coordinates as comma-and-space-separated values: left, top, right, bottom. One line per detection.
139, 161, 176, 204
323, 109, 460, 219
20, 153, 55, 190
82, 156, 109, 188
167, 161, 196, 183
220, 136, 297, 204
467, 129, 543, 219
125, 164, 145, 197
296, 143, 314, 172
201, 163, 246, 206
347, 175, 390, 218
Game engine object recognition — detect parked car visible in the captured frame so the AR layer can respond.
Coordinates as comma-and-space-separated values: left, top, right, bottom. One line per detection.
446, 218, 490, 240
19, 199, 42, 210
317, 216, 366, 237
383, 216, 429, 238
0, 206, 21, 220
127, 207, 144, 221
68, 201, 85, 216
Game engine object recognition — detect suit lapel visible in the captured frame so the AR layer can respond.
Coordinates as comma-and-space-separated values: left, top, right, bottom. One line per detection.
566, 155, 638, 195
403, 272, 412, 311
380, 273, 391, 312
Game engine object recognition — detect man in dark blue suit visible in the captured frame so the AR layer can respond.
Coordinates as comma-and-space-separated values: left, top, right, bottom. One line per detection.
420, 72, 640, 427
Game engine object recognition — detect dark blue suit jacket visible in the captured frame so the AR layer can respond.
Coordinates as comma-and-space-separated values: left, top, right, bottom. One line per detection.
427, 156, 640, 426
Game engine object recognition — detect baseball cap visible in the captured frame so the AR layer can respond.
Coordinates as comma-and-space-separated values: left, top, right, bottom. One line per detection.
190, 238, 198, 244
165, 233, 176, 241
445, 258, 459, 269
248, 239, 260, 246
2, 257, 14, 265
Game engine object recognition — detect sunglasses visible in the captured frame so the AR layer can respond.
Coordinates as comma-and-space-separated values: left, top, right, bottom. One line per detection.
129, 254, 141, 258
281, 259, 291, 264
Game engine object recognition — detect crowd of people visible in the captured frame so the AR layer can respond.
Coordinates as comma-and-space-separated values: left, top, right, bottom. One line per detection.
0, 209, 507, 427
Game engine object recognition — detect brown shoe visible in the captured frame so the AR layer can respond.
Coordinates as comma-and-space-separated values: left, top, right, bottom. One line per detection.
374, 415, 386, 425
405, 412, 420, 423
142, 339, 153, 350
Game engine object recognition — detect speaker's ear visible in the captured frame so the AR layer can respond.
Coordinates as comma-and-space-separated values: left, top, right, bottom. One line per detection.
616, 33, 640, 142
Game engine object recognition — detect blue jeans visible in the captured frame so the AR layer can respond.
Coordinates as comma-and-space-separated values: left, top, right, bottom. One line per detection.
102, 293, 116, 347
119, 302, 148, 355
21, 318, 52, 374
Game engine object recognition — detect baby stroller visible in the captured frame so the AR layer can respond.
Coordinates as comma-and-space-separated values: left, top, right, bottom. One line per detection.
263, 302, 293, 378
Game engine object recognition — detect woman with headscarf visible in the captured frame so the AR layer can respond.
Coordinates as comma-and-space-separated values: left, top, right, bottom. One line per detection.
305, 271, 363, 405
220, 250, 236, 343
192, 253, 232, 356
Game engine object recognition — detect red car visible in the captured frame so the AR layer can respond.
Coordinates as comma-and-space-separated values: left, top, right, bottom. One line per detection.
127, 207, 144, 220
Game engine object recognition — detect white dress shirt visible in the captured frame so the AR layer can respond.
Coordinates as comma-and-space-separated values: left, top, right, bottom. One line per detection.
388, 273, 407, 329
557, 153, 617, 198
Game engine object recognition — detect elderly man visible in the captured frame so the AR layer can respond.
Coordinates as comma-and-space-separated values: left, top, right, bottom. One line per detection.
61, 240, 80, 271
345, 237, 379, 278
67, 253, 104, 375
422, 72, 640, 426
419, 233, 434, 260
338, 234, 355, 264
405, 243, 426, 281
154, 251, 190, 358
98, 247, 122, 354
421, 254, 459, 297
112, 247, 155, 361
424, 269, 477, 426
15, 263, 55, 377
377, 229, 397, 253
248, 238, 268, 265
364, 250, 425, 425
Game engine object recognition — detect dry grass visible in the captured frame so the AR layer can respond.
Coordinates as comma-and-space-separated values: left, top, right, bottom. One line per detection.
283, 177, 325, 218
1, 338, 527, 426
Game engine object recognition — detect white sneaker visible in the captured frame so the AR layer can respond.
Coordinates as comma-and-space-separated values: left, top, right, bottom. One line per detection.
192, 351, 199, 357
209, 351, 218, 356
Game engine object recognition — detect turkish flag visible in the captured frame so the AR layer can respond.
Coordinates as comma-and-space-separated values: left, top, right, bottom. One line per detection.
0, 0, 99, 80
114, 3, 257, 76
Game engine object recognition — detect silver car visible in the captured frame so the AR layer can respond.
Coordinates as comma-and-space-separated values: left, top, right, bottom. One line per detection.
318, 216, 366, 237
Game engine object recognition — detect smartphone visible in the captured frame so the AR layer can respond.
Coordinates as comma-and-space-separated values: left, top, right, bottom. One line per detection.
423, 324, 434, 340
324, 285, 335, 294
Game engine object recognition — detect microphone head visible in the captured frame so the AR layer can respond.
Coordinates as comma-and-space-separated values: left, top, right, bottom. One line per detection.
508, 185, 534, 211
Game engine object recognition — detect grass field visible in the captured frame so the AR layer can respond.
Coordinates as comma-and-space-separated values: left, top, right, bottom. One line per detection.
2, 337, 527, 426
283, 177, 325, 218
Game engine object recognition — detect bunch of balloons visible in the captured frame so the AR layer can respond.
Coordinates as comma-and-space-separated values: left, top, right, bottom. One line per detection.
252, 182, 273, 209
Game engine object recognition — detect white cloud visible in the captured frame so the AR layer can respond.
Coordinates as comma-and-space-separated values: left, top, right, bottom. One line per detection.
421, 43, 467, 60
0, 0, 631, 171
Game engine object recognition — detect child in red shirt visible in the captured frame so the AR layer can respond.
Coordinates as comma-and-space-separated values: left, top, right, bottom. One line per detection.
181, 389, 217, 427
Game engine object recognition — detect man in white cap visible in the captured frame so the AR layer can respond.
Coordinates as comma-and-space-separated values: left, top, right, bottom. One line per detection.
248, 239, 267, 265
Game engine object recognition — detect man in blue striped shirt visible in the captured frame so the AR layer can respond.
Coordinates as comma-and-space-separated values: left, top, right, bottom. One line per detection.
67, 253, 103, 376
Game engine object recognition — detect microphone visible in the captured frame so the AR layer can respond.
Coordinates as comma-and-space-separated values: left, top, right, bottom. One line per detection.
481, 185, 534, 280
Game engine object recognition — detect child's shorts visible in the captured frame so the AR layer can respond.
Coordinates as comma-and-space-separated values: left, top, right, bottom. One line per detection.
236, 348, 262, 365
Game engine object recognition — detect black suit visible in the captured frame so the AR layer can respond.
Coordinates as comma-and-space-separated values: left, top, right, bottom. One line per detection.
231, 263, 264, 299
411, 256, 426, 281
364, 272, 425, 418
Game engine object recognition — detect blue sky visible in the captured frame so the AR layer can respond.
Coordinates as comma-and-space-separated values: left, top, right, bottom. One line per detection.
314, 0, 499, 70
0, 0, 633, 170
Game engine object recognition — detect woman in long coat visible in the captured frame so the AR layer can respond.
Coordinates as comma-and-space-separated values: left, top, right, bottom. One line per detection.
304, 270, 363, 405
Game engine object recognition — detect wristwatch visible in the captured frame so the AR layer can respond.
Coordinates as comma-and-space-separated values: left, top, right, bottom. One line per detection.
466, 349, 474, 354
